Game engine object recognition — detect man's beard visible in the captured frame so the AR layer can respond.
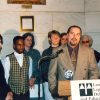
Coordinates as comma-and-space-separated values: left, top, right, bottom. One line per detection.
69, 38, 78, 46
69, 41, 78, 47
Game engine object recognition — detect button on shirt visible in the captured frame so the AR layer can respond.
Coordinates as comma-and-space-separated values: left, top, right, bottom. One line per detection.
2, 51, 32, 83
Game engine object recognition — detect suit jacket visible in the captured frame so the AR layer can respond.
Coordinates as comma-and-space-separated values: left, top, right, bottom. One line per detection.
94, 49, 100, 63
48, 44, 99, 93
0, 60, 10, 100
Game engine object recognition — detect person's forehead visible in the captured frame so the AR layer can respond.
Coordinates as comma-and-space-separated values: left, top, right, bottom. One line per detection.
26, 36, 32, 39
69, 28, 81, 35
51, 34, 60, 37
62, 35, 67, 38
16, 39, 24, 43
61, 36, 67, 39
70, 27, 81, 32
82, 36, 89, 40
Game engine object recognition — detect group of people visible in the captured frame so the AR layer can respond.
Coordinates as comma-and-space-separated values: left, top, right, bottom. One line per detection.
0, 25, 100, 100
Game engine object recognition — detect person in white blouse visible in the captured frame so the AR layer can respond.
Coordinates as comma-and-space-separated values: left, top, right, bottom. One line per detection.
3, 36, 35, 100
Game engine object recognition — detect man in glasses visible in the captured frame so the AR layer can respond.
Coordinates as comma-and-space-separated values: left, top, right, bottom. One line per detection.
48, 25, 99, 100
81, 35, 90, 47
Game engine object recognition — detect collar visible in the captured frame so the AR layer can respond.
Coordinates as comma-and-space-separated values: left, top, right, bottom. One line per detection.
51, 44, 59, 48
67, 44, 79, 51
14, 51, 23, 57
67, 44, 79, 57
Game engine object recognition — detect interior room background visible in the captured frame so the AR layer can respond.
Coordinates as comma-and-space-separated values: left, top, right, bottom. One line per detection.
0, 0, 100, 58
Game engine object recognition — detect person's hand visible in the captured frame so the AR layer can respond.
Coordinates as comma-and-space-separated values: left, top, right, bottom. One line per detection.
5, 92, 13, 100
29, 78, 36, 88
51, 87, 59, 98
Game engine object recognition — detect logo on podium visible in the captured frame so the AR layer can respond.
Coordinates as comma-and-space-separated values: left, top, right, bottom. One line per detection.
79, 83, 93, 96
71, 80, 100, 100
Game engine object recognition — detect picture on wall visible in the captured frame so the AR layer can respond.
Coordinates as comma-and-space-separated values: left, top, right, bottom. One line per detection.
20, 16, 34, 32
7, 0, 46, 4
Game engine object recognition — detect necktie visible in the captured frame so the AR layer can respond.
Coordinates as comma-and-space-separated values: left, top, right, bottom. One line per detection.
71, 49, 77, 68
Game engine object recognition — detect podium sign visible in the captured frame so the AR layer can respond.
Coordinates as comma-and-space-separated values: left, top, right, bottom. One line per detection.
71, 80, 100, 100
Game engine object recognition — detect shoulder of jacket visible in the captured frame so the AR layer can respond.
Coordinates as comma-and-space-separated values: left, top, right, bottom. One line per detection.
6, 52, 14, 57
80, 44, 93, 53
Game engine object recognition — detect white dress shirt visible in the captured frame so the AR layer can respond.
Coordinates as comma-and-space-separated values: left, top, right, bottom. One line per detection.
2, 51, 32, 83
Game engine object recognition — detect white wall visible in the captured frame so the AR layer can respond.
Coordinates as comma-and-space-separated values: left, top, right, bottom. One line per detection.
0, 0, 100, 57
85, 0, 100, 51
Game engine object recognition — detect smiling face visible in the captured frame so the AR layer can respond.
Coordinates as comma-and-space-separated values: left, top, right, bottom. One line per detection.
49, 34, 60, 47
68, 27, 81, 48
61, 35, 68, 45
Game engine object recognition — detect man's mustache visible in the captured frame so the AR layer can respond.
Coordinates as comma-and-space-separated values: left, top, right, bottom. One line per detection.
71, 38, 77, 41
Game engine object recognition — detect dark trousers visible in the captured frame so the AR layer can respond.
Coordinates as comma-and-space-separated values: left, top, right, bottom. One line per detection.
13, 91, 29, 100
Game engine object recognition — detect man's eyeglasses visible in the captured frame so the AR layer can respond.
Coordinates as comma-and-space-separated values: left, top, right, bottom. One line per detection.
82, 40, 89, 44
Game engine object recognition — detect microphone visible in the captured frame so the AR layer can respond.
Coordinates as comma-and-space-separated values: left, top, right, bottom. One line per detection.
37, 49, 63, 100
56, 49, 63, 55
38, 49, 63, 66
50, 49, 63, 59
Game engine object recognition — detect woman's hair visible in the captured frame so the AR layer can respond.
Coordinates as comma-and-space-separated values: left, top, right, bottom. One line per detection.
23, 32, 35, 48
81, 34, 93, 47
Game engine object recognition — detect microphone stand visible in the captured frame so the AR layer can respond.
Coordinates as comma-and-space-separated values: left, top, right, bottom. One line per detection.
37, 60, 41, 100
37, 49, 63, 100
37, 56, 51, 100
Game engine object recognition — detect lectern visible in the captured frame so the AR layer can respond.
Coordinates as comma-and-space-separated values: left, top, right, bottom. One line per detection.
58, 80, 71, 100
58, 80, 100, 100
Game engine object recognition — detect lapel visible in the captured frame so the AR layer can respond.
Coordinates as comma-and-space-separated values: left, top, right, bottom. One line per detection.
60, 45, 74, 72
74, 45, 85, 79
76, 45, 85, 69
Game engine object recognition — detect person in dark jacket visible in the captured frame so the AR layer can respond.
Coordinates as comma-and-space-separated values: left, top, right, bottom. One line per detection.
41, 30, 60, 100
0, 34, 10, 100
